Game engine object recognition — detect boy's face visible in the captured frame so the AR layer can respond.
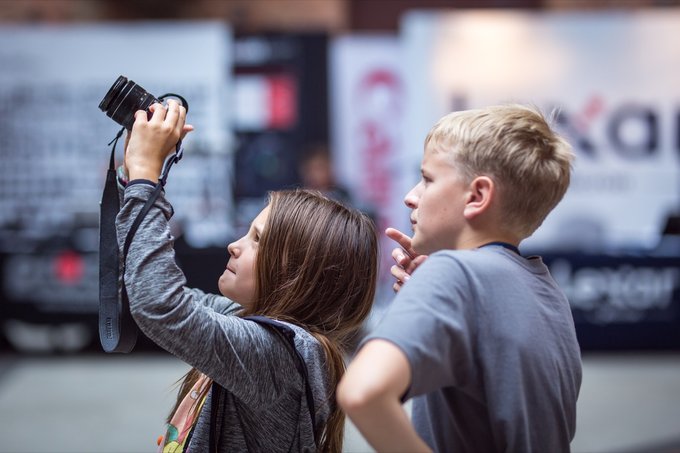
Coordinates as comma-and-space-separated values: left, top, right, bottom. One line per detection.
405, 148, 468, 255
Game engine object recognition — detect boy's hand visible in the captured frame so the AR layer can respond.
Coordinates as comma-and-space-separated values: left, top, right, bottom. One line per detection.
386, 227, 428, 292
124, 100, 194, 183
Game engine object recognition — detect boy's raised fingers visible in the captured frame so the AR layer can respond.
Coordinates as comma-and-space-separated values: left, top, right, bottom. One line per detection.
392, 281, 403, 293
390, 264, 411, 283
390, 265, 410, 293
385, 227, 417, 258
392, 247, 411, 268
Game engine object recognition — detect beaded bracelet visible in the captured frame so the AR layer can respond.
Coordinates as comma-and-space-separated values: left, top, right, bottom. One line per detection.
116, 165, 129, 188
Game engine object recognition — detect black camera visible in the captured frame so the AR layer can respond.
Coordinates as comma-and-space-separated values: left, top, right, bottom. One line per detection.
99, 76, 160, 130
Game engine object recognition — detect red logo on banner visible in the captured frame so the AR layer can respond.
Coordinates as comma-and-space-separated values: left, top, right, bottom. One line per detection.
356, 69, 403, 211
268, 75, 297, 129
54, 250, 84, 285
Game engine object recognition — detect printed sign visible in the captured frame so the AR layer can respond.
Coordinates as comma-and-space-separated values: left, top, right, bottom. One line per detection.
401, 10, 680, 252
0, 23, 232, 315
330, 35, 408, 294
0, 22, 234, 250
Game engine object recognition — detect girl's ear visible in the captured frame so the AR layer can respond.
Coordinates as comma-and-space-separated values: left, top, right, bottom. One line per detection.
463, 176, 495, 220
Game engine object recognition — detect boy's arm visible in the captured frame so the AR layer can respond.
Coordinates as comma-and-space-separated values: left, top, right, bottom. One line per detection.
338, 339, 432, 453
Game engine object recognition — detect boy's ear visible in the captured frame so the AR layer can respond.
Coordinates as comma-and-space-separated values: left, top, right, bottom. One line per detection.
463, 176, 495, 220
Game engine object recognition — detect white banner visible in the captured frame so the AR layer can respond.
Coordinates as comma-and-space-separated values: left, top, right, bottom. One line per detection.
401, 10, 680, 252
330, 35, 408, 292
0, 22, 233, 248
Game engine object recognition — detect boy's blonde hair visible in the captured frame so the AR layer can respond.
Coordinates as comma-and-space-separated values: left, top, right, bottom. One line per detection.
424, 104, 574, 238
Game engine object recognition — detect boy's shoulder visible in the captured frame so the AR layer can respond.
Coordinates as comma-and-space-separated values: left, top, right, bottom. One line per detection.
427, 247, 520, 268
416, 247, 543, 282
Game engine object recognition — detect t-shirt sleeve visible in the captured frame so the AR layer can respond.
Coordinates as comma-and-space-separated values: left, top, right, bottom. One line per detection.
364, 252, 477, 400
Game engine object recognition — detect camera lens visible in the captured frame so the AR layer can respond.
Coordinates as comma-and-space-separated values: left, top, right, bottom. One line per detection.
98, 76, 160, 130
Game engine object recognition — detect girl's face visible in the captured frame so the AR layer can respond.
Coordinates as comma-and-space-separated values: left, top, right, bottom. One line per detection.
218, 206, 270, 308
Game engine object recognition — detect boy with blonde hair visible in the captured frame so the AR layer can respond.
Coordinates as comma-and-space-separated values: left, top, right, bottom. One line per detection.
338, 104, 582, 452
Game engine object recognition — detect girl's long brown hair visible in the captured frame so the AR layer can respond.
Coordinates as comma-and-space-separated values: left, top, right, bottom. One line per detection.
170, 189, 378, 452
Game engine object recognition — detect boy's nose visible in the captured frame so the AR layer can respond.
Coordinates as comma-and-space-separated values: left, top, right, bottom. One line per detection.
404, 188, 418, 209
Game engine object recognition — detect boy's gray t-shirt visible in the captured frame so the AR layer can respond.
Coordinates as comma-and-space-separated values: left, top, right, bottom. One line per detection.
365, 247, 582, 452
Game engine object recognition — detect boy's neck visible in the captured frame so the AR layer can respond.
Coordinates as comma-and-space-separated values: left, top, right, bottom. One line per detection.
455, 200, 523, 250
455, 231, 521, 250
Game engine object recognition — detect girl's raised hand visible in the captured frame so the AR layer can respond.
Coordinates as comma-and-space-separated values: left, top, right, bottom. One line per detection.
124, 100, 194, 183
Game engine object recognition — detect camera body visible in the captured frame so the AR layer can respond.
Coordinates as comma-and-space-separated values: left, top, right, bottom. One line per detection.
98, 76, 160, 130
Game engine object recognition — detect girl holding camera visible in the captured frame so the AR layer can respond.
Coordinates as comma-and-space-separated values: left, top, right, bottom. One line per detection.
118, 101, 378, 452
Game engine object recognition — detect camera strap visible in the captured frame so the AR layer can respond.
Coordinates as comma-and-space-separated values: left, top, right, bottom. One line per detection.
99, 127, 137, 353
98, 126, 184, 353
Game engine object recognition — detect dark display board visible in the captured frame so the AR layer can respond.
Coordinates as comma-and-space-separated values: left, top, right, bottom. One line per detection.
542, 252, 680, 350
231, 33, 329, 235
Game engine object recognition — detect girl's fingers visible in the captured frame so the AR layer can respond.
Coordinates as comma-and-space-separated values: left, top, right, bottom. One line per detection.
180, 124, 194, 141
178, 102, 187, 123
133, 109, 148, 126
164, 100, 180, 127
148, 103, 167, 125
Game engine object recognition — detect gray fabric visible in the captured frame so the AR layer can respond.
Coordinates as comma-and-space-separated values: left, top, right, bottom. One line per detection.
365, 246, 582, 453
116, 183, 330, 452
